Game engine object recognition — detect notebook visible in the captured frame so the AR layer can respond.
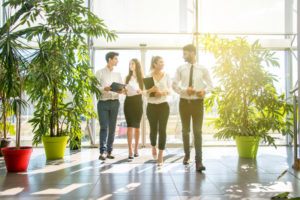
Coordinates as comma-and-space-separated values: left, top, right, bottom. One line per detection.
143, 77, 155, 97
110, 82, 126, 92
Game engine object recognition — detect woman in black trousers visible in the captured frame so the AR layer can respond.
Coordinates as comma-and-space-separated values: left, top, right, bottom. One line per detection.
145, 56, 171, 166
124, 59, 144, 159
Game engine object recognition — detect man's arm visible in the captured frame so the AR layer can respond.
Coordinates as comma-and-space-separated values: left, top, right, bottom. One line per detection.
172, 67, 188, 95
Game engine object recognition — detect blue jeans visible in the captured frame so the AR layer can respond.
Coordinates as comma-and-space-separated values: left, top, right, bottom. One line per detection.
97, 100, 120, 154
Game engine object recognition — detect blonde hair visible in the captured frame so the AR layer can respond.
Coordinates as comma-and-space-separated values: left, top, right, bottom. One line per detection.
150, 56, 162, 71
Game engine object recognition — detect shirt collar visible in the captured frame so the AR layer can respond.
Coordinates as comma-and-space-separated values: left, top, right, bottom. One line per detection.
105, 66, 113, 72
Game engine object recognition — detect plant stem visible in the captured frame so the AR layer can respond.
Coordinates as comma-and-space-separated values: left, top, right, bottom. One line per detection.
17, 81, 22, 150
50, 85, 56, 137
243, 89, 248, 131
2, 91, 7, 139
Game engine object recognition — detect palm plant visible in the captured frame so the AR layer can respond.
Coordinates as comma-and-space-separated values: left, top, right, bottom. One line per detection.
0, 1, 42, 149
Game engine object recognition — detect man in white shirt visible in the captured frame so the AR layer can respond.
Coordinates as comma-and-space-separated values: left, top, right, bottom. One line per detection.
96, 52, 123, 160
172, 44, 213, 172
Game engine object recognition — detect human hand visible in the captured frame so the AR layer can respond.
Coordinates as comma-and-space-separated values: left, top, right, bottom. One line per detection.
148, 86, 158, 94
155, 91, 162, 97
187, 87, 196, 95
137, 89, 143, 94
104, 86, 111, 92
117, 89, 125, 94
196, 90, 205, 98
151, 86, 158, 93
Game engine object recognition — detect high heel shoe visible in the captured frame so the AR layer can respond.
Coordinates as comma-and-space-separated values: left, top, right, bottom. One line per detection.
157, 162, 163, 166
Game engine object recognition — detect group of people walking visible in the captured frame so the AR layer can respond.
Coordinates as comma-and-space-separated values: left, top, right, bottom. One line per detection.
95, 44, 213, 172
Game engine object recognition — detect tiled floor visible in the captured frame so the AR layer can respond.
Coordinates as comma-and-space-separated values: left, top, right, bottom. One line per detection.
0, 147, 299, 200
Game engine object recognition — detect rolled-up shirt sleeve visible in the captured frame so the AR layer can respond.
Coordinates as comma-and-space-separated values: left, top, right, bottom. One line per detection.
172, 67, 187, 96
96, 70, 105, 92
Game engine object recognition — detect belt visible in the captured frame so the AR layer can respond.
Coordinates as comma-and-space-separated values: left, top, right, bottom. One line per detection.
99, 99, 119, 102
180, 98, 203, 103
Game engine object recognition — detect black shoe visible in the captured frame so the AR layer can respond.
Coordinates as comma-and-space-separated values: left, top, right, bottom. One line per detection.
134, 153, 139, 157
99, 154, 106, 160
128, 156, 134, 159
107, 152, 115, 159
183, 155, 190, 165
195, 160, 206, 172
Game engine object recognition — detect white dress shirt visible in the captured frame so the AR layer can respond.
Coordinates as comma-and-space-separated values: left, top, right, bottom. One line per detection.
145, 73, 171, 104
172, 63, 213, 100
125, 77, 141, 97
96, 67, 123, 101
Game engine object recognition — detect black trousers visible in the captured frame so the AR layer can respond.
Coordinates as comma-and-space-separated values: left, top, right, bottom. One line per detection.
179, 98, 204, 161
146, 102, 170, 150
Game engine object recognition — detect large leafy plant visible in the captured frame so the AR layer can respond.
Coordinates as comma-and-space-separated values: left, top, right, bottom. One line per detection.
3, 0, 116, 147
201, 35, 293, 146
25, 0, 116, 146
0, 1, 39, 149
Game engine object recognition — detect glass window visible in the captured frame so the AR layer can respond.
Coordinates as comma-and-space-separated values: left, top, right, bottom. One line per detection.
93, 0, 194, 33
199, 0, 285, 33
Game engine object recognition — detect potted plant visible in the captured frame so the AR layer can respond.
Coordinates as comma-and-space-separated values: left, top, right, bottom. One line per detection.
21, 0, 116, 159
200, 35, 293, 158
0, 0, 40, 171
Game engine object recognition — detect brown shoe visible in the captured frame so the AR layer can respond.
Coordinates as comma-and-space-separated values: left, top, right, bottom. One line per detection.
107, 152, 115, 159
195, 160, 206, 172
99, 153, 106, 160
183, 155, 190, 165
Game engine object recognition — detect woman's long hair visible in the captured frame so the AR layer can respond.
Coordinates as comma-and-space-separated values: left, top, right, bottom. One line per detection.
126, 58, 144, 90
150, 56, 162, 71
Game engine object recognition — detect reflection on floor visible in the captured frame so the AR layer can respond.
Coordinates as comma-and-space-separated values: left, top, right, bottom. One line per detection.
0, 147, 299, 200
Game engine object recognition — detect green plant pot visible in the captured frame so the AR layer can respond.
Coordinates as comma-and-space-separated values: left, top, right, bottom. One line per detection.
42, 136, 69, 160
235, 136, 260, 158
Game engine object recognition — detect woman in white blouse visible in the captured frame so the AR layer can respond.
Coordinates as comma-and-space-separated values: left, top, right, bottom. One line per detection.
124, 59, 144, 159
146, 56, 171, 166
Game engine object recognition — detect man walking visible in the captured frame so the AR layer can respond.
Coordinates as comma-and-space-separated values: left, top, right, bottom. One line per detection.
96, 52, 123, 160
172, 44, 213, 172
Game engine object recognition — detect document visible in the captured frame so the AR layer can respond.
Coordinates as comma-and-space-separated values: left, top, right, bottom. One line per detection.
110, 82, 126, 92
143, 77, 155, 97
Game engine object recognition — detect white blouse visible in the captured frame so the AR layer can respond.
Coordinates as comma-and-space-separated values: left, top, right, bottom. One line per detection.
145, 73, 171, 104
125, 76, 141, 97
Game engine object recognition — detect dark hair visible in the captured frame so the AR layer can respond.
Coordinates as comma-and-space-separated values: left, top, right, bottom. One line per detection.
126, 59, 144, 90
183, 44, 196, 54
105, 52, 119, 63
150, 56, 162, 70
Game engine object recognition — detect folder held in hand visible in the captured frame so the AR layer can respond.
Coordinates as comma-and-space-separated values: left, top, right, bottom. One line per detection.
143, 77, 155, 97
110, 82, 126, 92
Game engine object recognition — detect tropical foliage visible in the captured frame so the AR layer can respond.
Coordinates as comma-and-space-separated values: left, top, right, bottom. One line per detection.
201, 35, 293, 146
1, 0, 116, 148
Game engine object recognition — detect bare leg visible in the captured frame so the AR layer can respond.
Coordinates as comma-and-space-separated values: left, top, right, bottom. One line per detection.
127, 127, 133, 157
152, 146, 157, 159
158, 149, 163, 166
134, 128, 140, 155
